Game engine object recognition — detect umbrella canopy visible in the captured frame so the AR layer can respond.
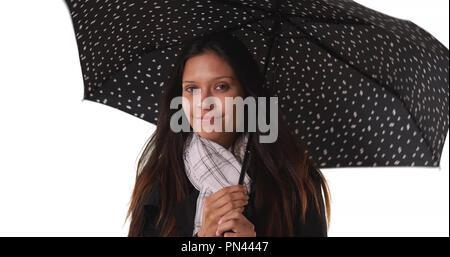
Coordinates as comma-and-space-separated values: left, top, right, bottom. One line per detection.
65, 0, 449, 168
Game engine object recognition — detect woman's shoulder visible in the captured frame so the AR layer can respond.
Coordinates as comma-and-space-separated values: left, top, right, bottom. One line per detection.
142, 179, 199, 237
143, 178, 197, 209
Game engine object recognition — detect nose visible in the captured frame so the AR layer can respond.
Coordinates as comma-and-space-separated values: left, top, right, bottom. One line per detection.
193, 88, 213, 110
192, 88, 222, 120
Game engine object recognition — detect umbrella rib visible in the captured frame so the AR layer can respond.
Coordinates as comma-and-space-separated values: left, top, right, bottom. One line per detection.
214, 0, 371, 26
212, 0, 273, 14
99, 15, 272, 87
289, 16, 369, 26
245, 23, 272, 37
283, 17, 437, 161
320, 0, 448, 54
212, 0, 371, 27
261, 0, 282, 82
144, 16, 272, 53
210, 0, 276, 37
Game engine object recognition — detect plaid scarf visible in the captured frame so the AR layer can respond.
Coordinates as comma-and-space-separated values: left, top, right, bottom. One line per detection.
183, 132, 252, 236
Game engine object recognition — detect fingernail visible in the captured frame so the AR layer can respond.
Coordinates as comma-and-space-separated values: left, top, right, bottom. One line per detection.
216, 230, 219, 236
243, 186, 247, 192
218, 218, 223, 224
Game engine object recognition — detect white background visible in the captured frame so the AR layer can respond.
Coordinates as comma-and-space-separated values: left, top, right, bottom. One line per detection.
0, 0, 448, 236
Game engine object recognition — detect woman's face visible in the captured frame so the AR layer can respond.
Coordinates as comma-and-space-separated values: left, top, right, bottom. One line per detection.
181, 51, 245, 148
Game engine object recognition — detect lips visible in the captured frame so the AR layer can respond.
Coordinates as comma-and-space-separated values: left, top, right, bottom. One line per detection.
203, 117, 214, 122
195, 114, 222, 122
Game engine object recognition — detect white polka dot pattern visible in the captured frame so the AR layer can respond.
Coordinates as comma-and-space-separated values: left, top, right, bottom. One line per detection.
65, 0, 449, 167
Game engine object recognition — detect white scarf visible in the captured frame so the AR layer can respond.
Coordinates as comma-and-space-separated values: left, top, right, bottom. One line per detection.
183, 132, 252, 236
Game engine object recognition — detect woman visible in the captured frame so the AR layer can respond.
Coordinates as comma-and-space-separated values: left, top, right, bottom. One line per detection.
126, 32, 331, 237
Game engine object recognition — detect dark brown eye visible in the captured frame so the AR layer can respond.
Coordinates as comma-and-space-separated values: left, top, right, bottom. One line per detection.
216, 83, 229, 91
185, 86, 197, 93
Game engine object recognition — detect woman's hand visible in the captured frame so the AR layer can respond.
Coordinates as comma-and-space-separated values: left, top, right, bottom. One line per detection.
197, 185, 249, 237
216, 210, 256, 237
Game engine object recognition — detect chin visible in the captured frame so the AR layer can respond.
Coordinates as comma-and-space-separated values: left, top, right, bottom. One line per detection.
191, 116, 230, 138
196, 131, 222, 140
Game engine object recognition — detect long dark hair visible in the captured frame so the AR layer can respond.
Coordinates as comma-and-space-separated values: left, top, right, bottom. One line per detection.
126, 31, 331, 236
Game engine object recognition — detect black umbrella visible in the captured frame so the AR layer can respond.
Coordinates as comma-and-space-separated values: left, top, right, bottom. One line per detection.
64, 0, 449, 169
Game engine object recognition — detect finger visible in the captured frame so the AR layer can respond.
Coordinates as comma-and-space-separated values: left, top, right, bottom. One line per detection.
207, 185, 245, 203
218, 210, 242, 226
225, 231, 256, 237
213, 191, 249, 209
224, 232, 239, 237
213, 193, 249, 210
217, 212, 256, 236
230, 191, 250, 200
216, 218, 242, 236
219, 211, 254, 234
213, 199, 248, 220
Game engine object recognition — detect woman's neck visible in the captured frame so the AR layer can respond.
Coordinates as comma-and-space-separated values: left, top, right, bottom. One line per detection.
208, 132, 238, 149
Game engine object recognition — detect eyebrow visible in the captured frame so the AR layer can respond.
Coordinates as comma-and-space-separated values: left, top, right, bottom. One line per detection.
182, 75, 234, 84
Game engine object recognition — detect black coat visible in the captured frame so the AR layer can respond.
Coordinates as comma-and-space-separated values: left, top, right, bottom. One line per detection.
142, 167, 327, 237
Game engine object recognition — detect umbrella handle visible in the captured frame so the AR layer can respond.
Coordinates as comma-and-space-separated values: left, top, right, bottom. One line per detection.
238, 132, 252, 185
219, 133, 252, 237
